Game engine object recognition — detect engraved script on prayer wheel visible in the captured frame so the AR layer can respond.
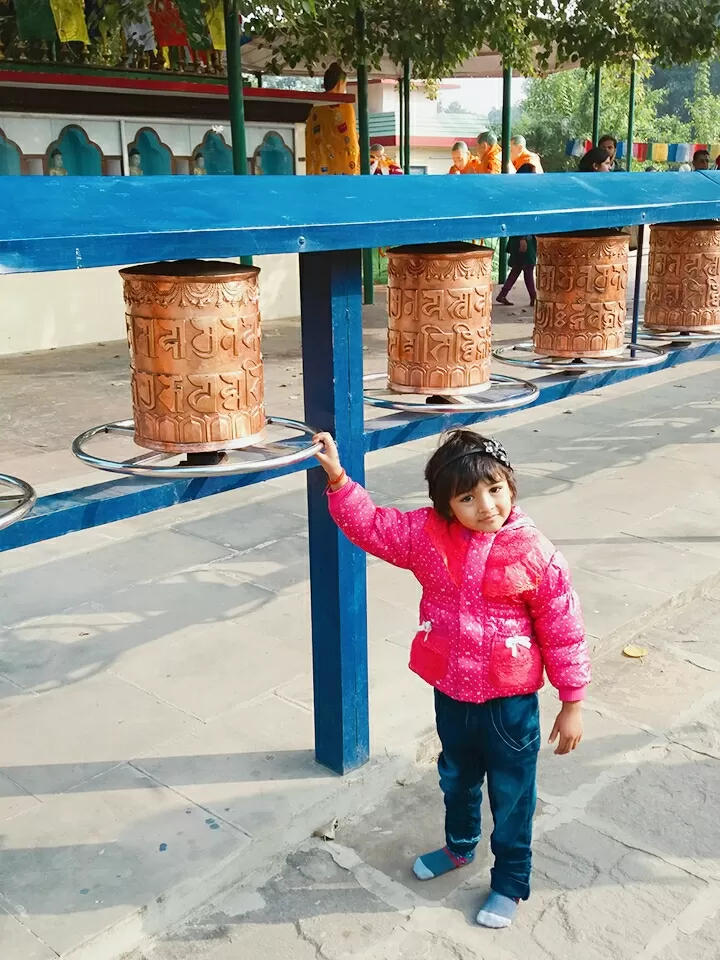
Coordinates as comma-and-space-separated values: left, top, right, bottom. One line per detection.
534, 231, 629, 358
121, 260, 266, 454
645, 221, 720, 332
386, 243, 493, 395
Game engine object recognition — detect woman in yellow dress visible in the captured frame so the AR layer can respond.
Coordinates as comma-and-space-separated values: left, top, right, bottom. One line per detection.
305, 62, 360, 176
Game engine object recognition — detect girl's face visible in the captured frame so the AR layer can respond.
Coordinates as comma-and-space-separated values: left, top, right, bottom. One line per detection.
449, 478, 513, 533
595, 157, 613, 172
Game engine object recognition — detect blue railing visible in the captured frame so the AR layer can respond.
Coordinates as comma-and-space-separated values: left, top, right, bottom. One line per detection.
2, 171, 720, 773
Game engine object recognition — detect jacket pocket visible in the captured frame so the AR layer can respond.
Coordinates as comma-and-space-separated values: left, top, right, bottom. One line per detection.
409, 622, 450, 685
488, 635, 544, 692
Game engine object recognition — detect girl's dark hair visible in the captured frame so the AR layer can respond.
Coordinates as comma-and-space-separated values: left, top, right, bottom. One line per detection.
517, 162, 536, 174
424, 429, 517, 521
579, 146, 610, 172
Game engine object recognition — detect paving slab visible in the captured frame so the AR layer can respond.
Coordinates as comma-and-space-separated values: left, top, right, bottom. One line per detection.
0, 764, 250, 957
133, 695, 337, 840
0, 908, 57, 960
587, 742, 720, 873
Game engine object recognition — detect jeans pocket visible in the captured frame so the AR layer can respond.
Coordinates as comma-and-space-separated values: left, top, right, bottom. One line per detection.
489, 694, 540, 753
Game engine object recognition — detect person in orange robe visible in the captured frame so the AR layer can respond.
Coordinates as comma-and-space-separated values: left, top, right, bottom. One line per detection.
448, 141, 482, 174
305, 62, 360, 175
370, 144, 404, 175
476, 131, 502, 174
510, 135, 544, 173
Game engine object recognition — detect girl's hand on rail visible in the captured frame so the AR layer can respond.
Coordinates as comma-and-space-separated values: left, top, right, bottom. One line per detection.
313, 432, 348, 490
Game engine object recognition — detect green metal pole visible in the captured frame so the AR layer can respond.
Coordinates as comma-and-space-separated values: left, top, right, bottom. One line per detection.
356, 5, 374, 305
224, 0, 252, 266
499, 64, 512, 284
626, 59, 637, 172
592, 67, 601, 145
398, 73, 405, 173
403, 58, 411, 173
225, 0, 247, 176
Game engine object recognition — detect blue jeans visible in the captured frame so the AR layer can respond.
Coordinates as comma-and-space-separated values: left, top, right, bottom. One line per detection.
434, 689, 540, 901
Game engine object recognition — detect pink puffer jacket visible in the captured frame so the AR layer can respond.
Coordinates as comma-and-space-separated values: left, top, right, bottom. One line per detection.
328, 481, 590, 704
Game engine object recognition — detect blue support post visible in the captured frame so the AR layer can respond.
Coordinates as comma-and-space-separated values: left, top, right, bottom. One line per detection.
299, 249, 369, 775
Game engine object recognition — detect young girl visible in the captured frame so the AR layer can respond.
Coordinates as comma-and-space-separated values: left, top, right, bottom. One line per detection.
313, 428, 590, 929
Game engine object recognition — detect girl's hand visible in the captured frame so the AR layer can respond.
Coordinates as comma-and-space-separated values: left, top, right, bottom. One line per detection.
519, 238, 528, 253
549, 701, 583, 755
313, 432, 346, 487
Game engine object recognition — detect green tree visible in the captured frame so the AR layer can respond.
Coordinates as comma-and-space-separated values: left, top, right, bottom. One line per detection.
443, 101, 471, 114
687, 61, 720, 142
544, 0, 720, 68
515, 65, 691, 171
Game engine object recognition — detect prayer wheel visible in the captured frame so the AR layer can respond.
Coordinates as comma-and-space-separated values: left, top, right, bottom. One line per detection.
386, 243, 493, 395
645, 222, 720, 333
534, 231, 629, 358
121, 260, 266, 454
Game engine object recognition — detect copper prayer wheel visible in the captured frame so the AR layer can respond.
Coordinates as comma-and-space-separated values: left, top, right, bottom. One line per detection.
645, 221, 720, 332
386, 243, 493, 395
121, 260, 266, 454
534, 231, 629, 358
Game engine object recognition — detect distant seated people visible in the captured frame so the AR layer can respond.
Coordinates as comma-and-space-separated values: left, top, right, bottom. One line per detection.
476, 131, 502, 174
449, 140, 481, 174
693, 148, 710, 171
579, 146, 613, 172
598, 135, 619, 170
510, 135, 543, 173
370, 144, 403, 175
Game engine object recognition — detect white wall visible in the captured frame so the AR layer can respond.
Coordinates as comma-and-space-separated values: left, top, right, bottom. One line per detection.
0, 253, 300, 357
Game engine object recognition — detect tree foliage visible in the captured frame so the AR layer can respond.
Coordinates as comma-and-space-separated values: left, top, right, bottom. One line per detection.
257, 0, 545, 78
686, 61, 720, 142
542, 0, 720, 68
514, 65, 692, 171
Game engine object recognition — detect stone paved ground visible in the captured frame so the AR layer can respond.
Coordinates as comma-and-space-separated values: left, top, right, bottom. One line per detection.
129, 584, 720, 960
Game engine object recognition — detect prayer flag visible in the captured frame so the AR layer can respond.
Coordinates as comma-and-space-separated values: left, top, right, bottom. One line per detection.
205, 0, 225, 50
124, 3, 156, 51
175, 0, 211, 48
49, 0, 89, 42
14, 0, 57, 40
149, 0, 188, 47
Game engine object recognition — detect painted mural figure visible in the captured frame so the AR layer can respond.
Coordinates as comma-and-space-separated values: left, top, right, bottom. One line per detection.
305, 62, 360, 176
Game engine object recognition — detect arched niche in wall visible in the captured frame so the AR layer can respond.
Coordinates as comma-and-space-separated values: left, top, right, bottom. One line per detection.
127, 127, 174, 176
45, 125, 104, 176
252, 131, 294, 176
0, 127, 22, 176
191, 131, 232, 175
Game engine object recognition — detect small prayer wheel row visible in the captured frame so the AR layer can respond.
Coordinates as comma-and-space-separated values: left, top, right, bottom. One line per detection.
120, 220, 720, 458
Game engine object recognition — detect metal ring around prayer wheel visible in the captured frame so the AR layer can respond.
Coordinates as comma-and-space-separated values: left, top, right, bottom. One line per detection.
534, 231, 629, 359
0, 474, 36, 530
121, 259, 266, 455
386, 243, 494, 395
645, 222, 720, 333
